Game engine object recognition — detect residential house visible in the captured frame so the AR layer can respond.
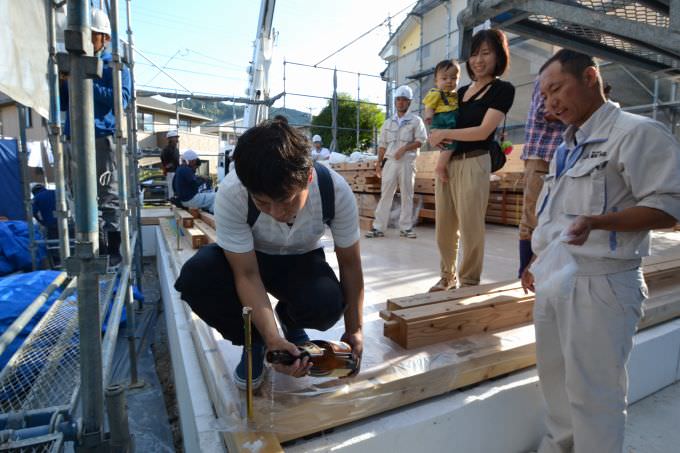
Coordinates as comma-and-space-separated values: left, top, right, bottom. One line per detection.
380, 1, 674, 145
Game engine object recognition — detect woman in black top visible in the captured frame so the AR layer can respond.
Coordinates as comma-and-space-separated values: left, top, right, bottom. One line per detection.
427, 29, 515, 291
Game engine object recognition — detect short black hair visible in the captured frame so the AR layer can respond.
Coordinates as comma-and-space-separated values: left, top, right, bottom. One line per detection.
434, 59, 460, 78
234, 120, 312, 200
31, 184, 45, 196
273, 114, 288, 124
466, 29, 510, 81
539, 49, 597, 78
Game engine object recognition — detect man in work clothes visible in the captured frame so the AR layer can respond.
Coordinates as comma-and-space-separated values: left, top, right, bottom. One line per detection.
518, 78, 566, 277
522, 49, 680, 453
175, 121, 364, 389
60, 8, 130, 266
366, 85, 427, 239
173, 150, 215, 213
161, 129, 180, 199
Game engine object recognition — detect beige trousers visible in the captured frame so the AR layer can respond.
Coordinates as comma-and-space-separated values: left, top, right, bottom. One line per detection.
519, 159, 550, 240
535, 267, 646, 453
372, 157, 417, 232
434, 153, 490, 286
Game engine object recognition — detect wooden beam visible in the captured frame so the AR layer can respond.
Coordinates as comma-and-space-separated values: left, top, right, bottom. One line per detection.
386, 280, 521, 311
174, 208, 195, 228
194, 219, 218, 244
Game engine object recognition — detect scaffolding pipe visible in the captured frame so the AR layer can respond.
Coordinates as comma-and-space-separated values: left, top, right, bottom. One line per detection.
105, 384, 132, 453
356, 72, 361, 150
111, 0, 140, 386
101, 264, 131, 386
65, 0, 105, 448
0, 272, 68, 358
125, 0, 144, 295
46, 0, 71, 265
16, 105, 37, 271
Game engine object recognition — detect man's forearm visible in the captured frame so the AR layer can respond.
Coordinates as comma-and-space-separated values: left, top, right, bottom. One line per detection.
588, 206, 677, 232
402, 141, 422, 152
377, 147, 386, 161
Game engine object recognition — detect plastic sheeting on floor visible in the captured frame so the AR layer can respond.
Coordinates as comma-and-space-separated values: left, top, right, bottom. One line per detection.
0, 139, 23, 220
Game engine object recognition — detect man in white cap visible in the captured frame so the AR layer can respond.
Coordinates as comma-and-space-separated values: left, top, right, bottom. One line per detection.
173, 150, 216, 213
162, 130, 180, 198
310, 135, 330, 161
366, 85, 427, 239
59, 8, 131, 267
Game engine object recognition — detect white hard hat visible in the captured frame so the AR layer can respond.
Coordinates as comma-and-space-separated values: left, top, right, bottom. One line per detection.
182, 149, 199, 161
394, 85, 413, 100
166, 129, 179, 139
91, 9, 111, 36
312, 135, 322, 143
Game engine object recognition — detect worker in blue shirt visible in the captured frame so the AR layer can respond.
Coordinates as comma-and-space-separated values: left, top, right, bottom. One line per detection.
31, 185, 58, 239
173, 150, 216, 213
60, 8, 130, 266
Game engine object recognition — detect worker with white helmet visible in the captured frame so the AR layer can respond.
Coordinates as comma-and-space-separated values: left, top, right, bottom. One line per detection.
310, 134, 330, 161
162, 130, 180, 198
173, 150, 216, 213
59, 8, 131, 267
366, 85, 427, 239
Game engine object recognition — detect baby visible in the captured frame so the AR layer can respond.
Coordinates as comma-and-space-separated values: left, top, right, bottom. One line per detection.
422, 59, 460, 151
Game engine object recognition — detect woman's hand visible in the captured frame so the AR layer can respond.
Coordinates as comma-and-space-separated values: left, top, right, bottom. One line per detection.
429, 129, 452, 148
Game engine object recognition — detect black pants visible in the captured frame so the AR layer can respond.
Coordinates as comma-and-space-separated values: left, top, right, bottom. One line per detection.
174, 244, 346, 345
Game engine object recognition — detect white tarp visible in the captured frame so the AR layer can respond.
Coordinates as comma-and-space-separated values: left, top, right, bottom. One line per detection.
0, 0, 49, 119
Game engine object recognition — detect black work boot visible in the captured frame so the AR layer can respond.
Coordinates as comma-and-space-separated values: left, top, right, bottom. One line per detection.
107, 231, 123, 268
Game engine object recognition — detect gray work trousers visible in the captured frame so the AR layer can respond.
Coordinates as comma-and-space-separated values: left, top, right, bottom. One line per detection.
66, 135, 120, 234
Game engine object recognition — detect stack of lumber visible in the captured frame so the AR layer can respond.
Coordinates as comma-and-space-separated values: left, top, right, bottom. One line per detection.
332, 148, 528, 229
382, 255, 680, 349
171, 207, 219, 249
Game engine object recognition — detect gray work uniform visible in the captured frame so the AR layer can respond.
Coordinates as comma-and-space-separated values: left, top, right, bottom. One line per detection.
532, 101, 680, 453
373, 112, 427, 231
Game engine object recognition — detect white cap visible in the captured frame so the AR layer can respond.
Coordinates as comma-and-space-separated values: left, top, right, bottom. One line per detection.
394, 85, 413, 100
182, 149, 199, 161
312, 134, 322, 143
166, 129, 179, 139
91, 9, 111, 35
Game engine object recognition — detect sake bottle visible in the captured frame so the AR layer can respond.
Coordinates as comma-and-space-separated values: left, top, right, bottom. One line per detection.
266, 340, 358, 378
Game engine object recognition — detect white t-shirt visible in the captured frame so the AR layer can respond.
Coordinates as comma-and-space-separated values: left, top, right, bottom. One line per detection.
311, 147, 331, 161
214, 167, 360, 255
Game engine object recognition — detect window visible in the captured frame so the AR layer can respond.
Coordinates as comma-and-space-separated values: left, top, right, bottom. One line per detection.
178, 118, 190, 132
136, 111, 154, 132
24, 107, 33, 128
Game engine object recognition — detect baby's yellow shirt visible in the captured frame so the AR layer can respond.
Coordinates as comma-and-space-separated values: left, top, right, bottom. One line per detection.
422, 88, 458, 113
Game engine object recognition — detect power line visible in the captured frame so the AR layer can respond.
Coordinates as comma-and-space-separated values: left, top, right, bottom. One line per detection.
312, 1, 417, 67
136, 61, 247, 81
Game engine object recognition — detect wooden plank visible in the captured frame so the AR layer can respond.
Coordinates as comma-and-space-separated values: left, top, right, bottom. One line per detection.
174, 208, 194, 228
184, 227, 206, 249
392, 290, 530, 321
400, 299, 535, 349
194, 219, 218, 244
387, 280, 522, 311
199, 211, 216, 229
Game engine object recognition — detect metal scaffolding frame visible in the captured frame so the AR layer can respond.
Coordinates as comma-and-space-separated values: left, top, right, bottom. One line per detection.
0, 1, 143, 451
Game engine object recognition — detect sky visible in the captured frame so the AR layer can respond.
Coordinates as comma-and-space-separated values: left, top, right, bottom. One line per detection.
121, 0, 417, 117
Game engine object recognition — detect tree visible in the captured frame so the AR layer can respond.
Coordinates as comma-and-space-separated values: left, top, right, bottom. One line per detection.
311, 93, 385, 154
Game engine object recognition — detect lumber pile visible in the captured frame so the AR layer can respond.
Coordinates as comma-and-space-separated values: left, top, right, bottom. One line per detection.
382, 255, 680, 349
171, 207, 221, 249
332, 149, 528, 228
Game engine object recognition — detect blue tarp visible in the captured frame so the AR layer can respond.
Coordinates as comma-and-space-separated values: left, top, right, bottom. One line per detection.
0, 139, 23, 220
0, 221, 46, 276
0, 270, 143, 372
0, 270, 63, 369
